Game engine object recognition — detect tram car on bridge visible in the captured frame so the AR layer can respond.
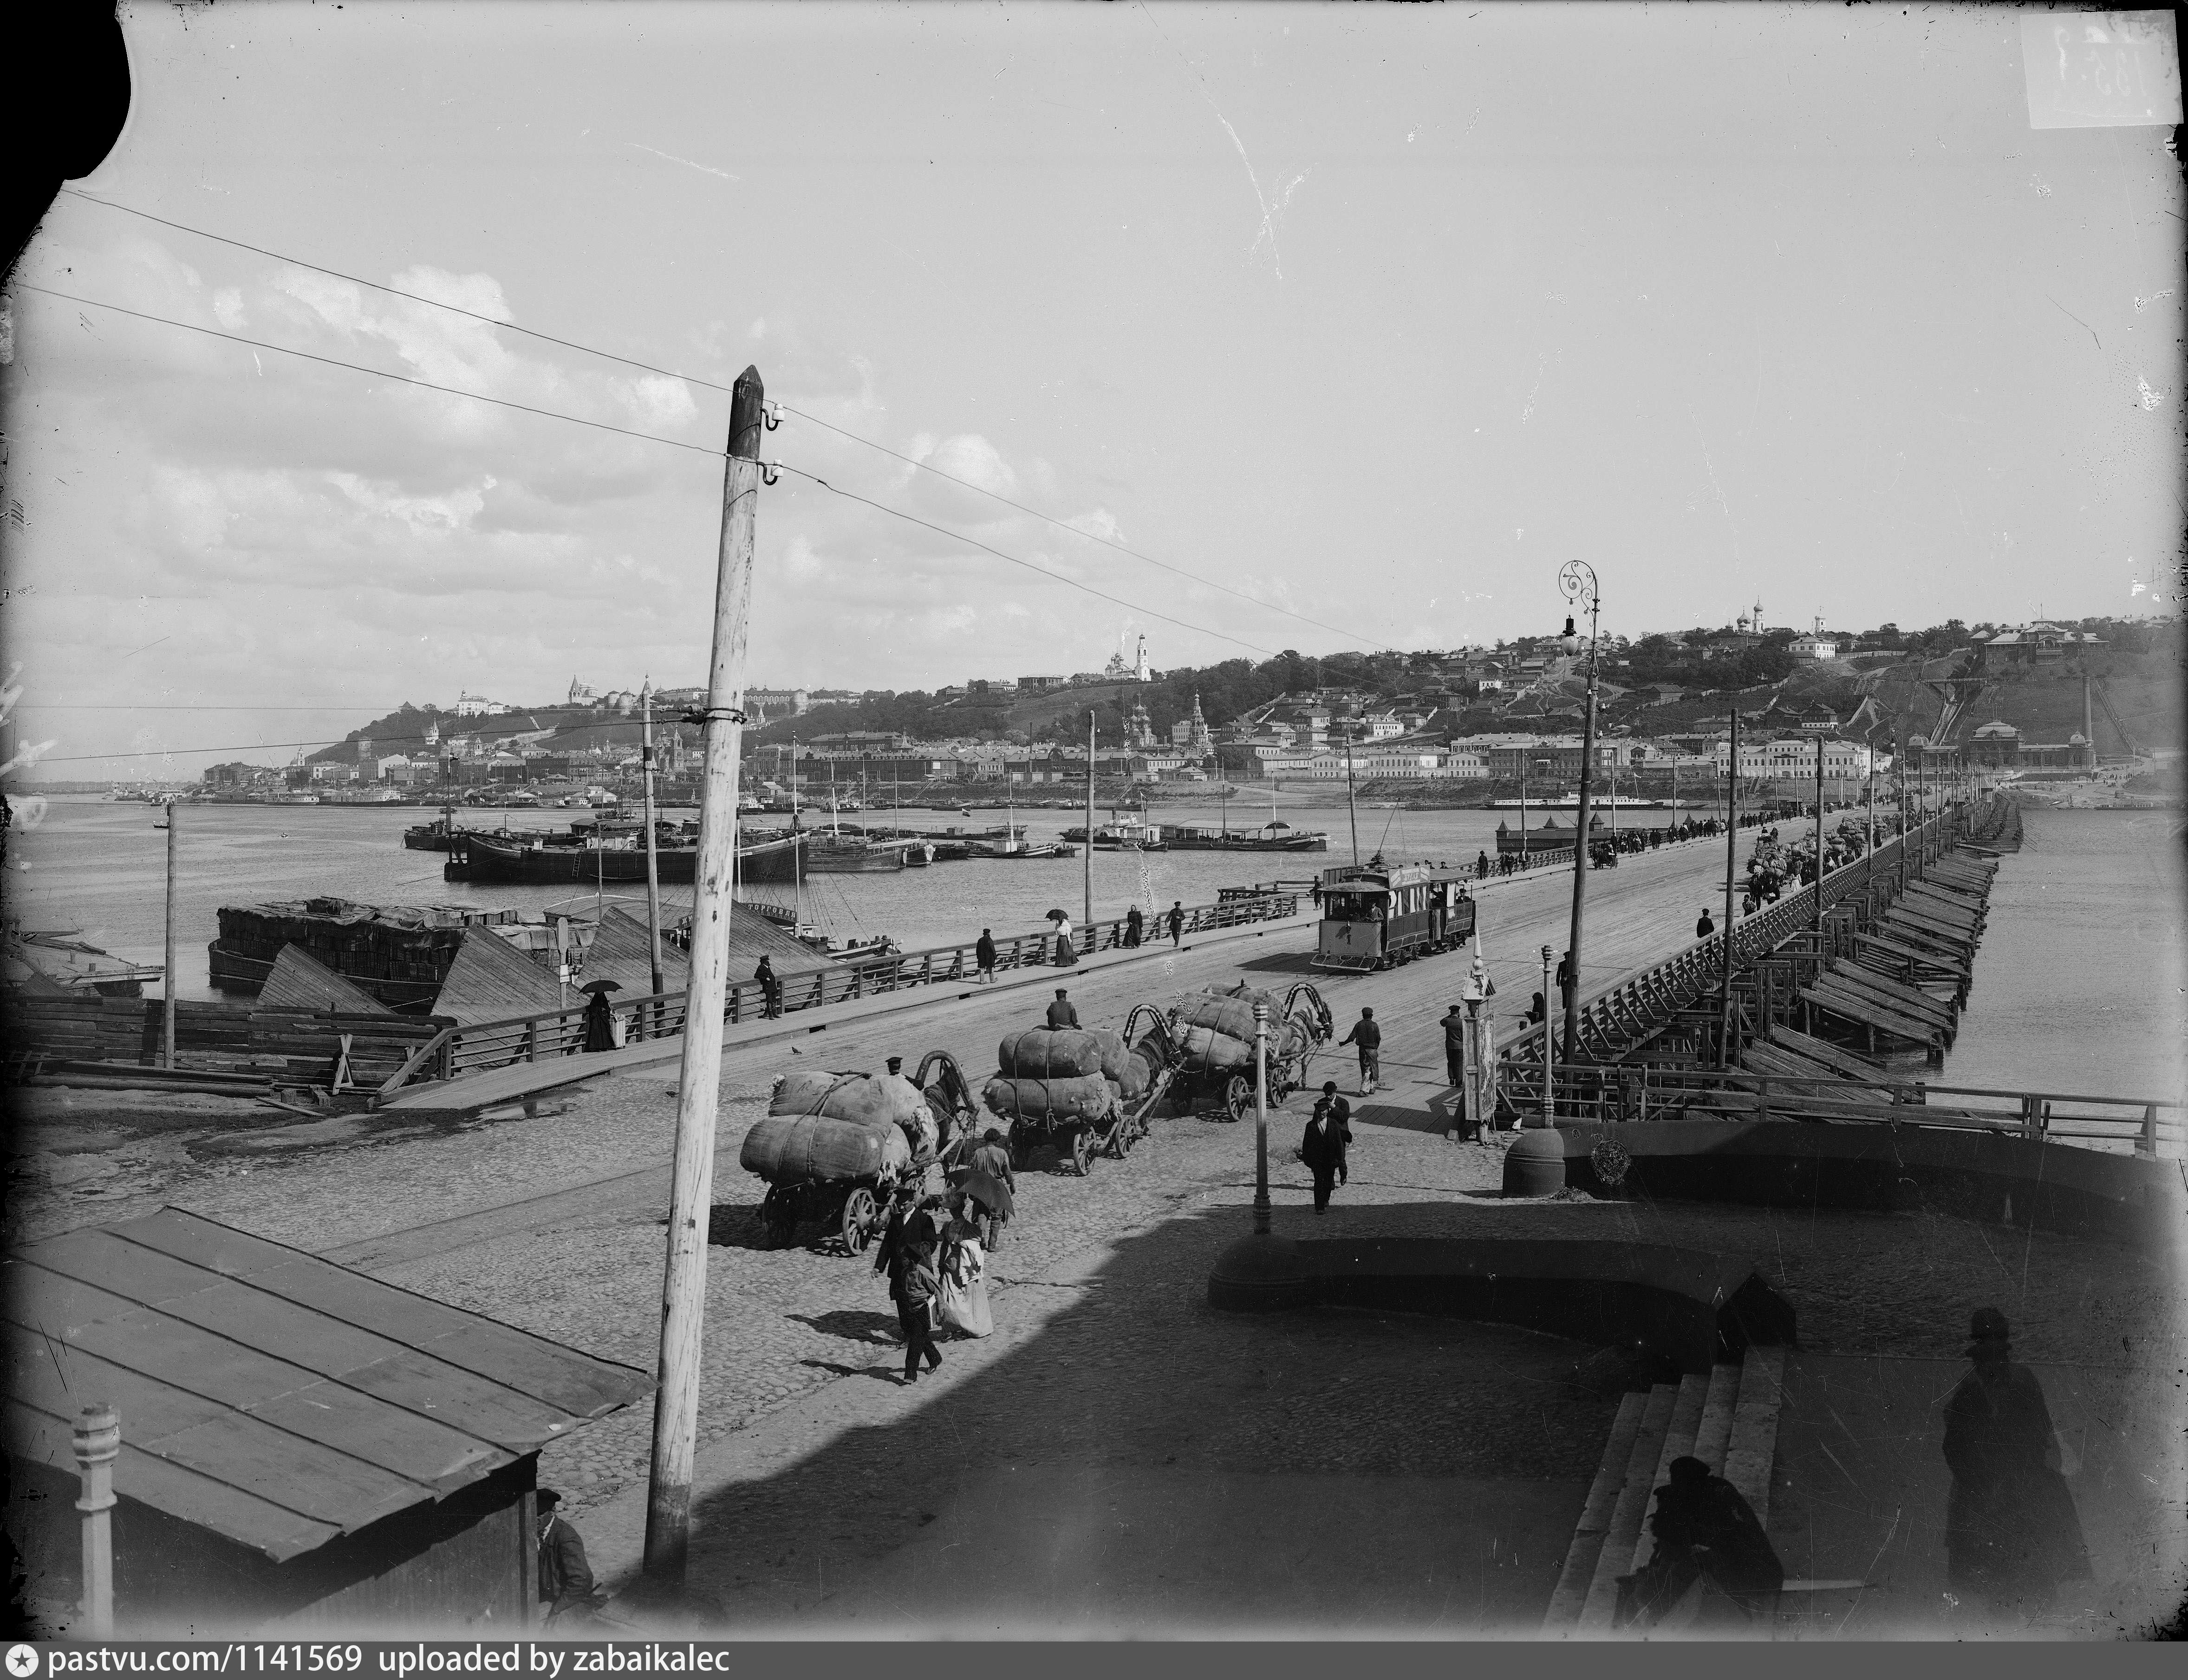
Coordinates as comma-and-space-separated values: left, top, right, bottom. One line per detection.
1312, 863, 1475, 973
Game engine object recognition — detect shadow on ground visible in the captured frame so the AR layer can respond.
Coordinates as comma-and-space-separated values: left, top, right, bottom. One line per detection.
665, 1202, 1627, 1637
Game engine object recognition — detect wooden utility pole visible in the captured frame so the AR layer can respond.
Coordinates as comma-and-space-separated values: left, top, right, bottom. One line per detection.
162, 801, 177, 1069
642, 365, 766, 1590
1083, 711, 1095, 935
1718, 706, 1739, 1068
641, 681, 665, 1011
1814, 730, 1827, 948
1343, 733, 1360, 865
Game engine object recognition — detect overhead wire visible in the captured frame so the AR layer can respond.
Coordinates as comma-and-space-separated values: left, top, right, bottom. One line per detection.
50, 192, 1383, 651
14, 284, 727, 458
17, 286, 1298, 664
764, 463, 1280, 659
776, 403, 1381, 647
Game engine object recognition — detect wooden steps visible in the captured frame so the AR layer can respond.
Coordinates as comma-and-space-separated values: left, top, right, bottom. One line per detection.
1543, 1346, 1789, 1636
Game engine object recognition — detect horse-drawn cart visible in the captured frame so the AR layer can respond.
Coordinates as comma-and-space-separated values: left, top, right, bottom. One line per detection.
983, 1026, 1145, 1175
744, 1064, 955, 1252
1163, 981, 1334, 1121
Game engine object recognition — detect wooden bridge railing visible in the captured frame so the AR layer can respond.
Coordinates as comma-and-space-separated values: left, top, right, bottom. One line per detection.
1496, 808, 1963, 1076
1493, 1062, 2184, 1157
377, 889, 1302, 1097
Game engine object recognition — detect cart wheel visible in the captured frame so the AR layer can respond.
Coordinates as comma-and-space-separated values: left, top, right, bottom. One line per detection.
1105, 1119, 1129, 1161
762, 1189, 798, 1250
1069, 1127, 1092, 1176
840, 1187, 877, 1254
1224, 1074, 1253, 1123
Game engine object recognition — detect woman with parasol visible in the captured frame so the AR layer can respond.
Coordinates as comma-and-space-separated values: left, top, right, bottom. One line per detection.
579, 979, 622, 1051
1046, 907, 1078, 966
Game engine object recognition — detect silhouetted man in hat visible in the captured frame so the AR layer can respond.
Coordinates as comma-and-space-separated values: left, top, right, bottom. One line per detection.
1942, 1306, 2090, 1621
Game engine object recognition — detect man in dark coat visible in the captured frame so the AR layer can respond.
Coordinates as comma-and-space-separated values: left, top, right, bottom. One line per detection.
1623, 1456, 1784, 1628
1942, 1307, 2090, 1619
1338, 1007, 1381, 1095
964, 1127, 1017, 1250
1300, 1082, 1351, 1213
755, 954, 782, 1018
535, 1490, 603, 1625
1440, 1004, 1467, 1091
1166, 901, 1185, 946
1047, 988, 1080, 1030
1695, 908, 1715, 939
975, 929, 997, 985
1123, 906, 1144, 947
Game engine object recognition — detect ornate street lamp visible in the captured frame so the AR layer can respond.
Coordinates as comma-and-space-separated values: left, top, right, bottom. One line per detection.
1555, 559, 1601, 1066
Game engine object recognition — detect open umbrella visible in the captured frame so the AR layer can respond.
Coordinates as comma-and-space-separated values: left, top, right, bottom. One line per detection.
579, 979, 623, 995
1045, 908, 1067, 922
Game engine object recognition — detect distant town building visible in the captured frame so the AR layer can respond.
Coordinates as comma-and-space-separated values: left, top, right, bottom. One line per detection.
1713, 736, 1877, 778
1791, 617, 1839, 660
1982, 622, 2105, 662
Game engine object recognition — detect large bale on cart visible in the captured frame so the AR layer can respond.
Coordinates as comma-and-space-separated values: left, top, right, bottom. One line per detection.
1115, 1039, 1163, 1102
1177, 1023, 1253, 1073
983, 1074, 1115, 1123
1176, 993, 1263, 1045
740, 1112, 912, 1185
996, 1027, 1109, 1080
770, 1070, 925, 1130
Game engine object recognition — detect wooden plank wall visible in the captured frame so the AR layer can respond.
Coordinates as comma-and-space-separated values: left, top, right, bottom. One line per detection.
2, 993, 444, 1083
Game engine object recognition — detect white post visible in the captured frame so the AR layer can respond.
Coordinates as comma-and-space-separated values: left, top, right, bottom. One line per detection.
74, 1406, 118, 1638
643, 366, 765, 1589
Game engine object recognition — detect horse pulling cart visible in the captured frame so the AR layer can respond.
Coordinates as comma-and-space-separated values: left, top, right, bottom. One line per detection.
745, 1053, 978, 1252
1159, 981, 1334, 1122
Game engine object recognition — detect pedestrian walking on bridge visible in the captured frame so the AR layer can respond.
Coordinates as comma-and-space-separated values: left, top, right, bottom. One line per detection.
1695, 908, 1715, 940
755, 954, 782, 1018
1167, 901, 1185, 946
1047, 988, 1081, 1030
1124, 905, 1144, 947
975, 928, 997, 985
1339, 1007, 1381, 1095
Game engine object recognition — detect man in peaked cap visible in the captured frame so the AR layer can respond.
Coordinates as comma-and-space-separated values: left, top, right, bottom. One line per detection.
1941, 1307, 2091, 1621
535, 1490, 605, 1625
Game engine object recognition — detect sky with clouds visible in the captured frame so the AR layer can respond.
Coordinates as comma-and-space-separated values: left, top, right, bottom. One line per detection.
3, 1, 2181, 778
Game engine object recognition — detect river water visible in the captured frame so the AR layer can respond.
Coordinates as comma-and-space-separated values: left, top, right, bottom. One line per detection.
11, 796, 2180, 1106
1936, 807, 2188, 1105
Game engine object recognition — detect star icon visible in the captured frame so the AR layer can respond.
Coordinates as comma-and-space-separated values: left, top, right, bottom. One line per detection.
8, 1644, 41, 1677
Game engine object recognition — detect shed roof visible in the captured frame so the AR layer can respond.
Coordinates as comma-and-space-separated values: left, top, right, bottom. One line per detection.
2, 1208, 651, 1563
257, 945, 394, 1015
429, 926, 565, 1024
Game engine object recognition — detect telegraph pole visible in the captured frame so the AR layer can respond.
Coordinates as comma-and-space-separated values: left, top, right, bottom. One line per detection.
1343, 732, 1360, 865
162, 801, 177, 1069
641, 681, 665, 1009
1718, 705, 1738, 1068
1084, 710, 1095, 935
643, 366, 766, 1591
